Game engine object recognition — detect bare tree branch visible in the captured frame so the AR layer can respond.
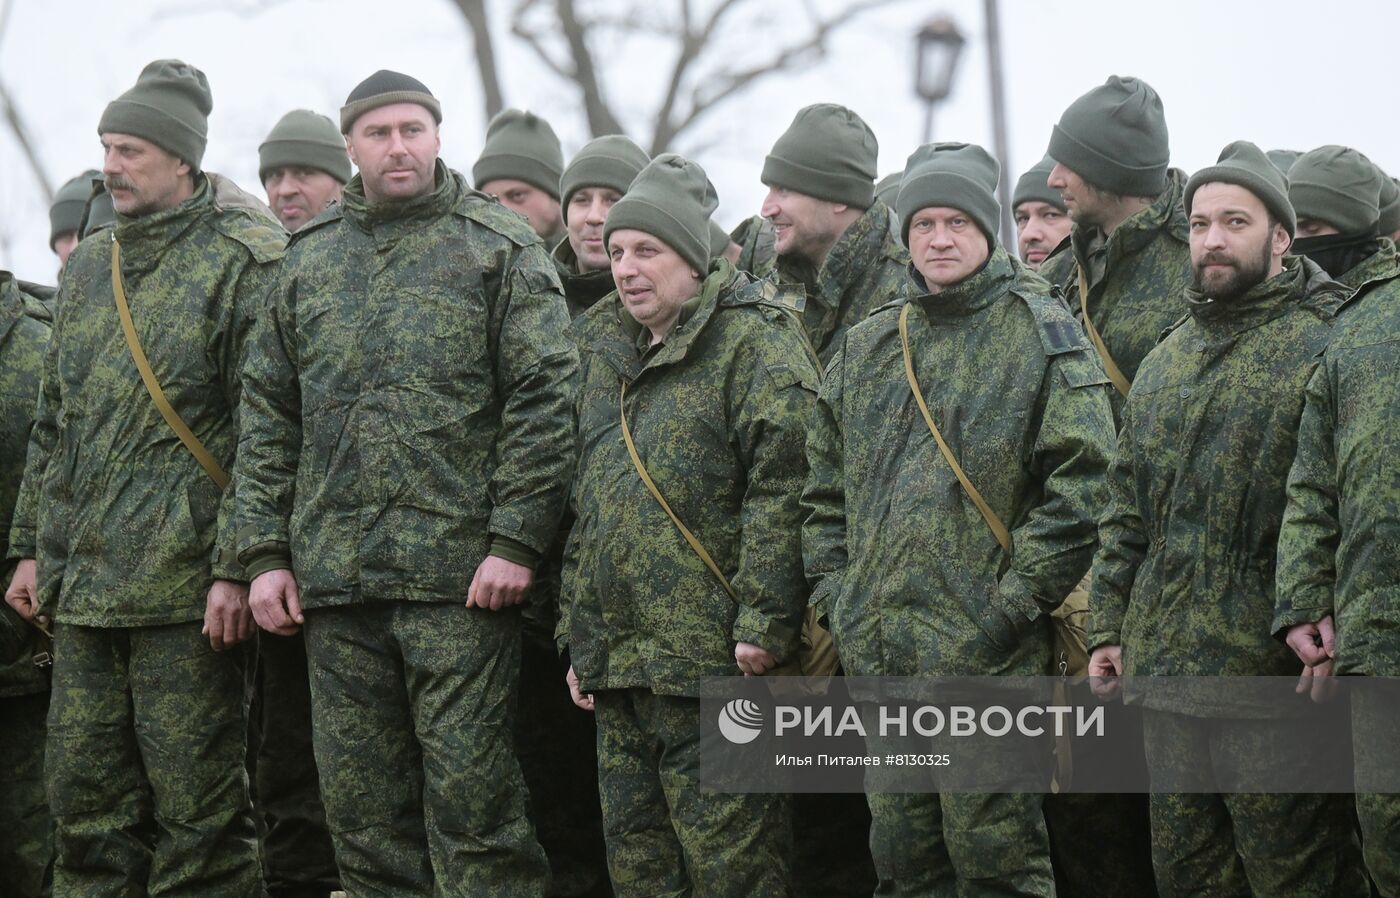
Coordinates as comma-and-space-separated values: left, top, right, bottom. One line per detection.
0, 0, 53, 202
661, 0, 905, 150
648, 0, 746, 153
450, 0, 505, 123
550, 0, 624, 135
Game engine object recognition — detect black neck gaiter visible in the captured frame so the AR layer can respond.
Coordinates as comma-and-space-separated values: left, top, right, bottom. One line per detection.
1293, 230, 1382, 279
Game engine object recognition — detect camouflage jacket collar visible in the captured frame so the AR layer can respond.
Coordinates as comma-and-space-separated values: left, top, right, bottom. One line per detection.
1072, 167, 1189, 274
905, 246, 1016, 319
1338, 240, 1400, 294
111, 174, 213, 268
552, 236, 615, 318
1185, 255, 1339, 338
341, 159, 460, 233
817, 201, 903, 302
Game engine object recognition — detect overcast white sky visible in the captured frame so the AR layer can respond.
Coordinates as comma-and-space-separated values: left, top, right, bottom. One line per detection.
2, 0, 1396, 281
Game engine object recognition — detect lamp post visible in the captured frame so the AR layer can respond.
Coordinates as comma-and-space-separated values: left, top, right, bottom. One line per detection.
914, 16, 966, 145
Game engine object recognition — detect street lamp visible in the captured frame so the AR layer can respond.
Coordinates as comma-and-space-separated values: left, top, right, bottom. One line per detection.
914, 16, 965, 144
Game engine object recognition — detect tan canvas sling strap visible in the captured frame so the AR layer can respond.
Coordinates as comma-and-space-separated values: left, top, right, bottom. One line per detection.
1077, 268, 1131, 398
619, 380, 738, 601
110, 237, 230, 490
898, 303, 1012, 553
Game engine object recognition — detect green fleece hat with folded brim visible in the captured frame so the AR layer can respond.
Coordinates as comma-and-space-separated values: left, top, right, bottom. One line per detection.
604, 153, 718, 274
1012, 154, 1065, 212
1185, 140, 1296, 237
875, 171, 904, 208
1288, 145, 1385, 236
896, 142, 1001, 247
260, 109, 351, 183
1048, 75, 1169, 197
1376, 176, 1400, 235
473, 108, 564, 198
50, 169, 101, 249
762, 103, 878, 208
340, 69, 441, 134
560, 134, 650, 212
98, 59, 212, 169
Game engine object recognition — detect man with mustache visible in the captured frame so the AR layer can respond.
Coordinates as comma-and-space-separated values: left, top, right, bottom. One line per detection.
1087, 141, 1367, 898
1013, 155, 1071, 271
238, 69, 576, 897
5, 58, 281, 897
759, 103, 909, 365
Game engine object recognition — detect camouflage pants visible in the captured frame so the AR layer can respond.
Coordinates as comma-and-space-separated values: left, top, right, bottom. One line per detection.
0, 690, 52, 898
1353, 686, 1400, 896
593, 688, 792, 898
1141, 709, 1368, 898
302, 602, 547, 898
249, 631, 339, 897
46, 621, 261, 898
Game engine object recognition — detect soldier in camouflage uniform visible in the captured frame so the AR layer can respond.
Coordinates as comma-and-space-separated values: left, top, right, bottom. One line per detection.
475, 108, 567, 246
560, 154, 815, 898
526, 133, 650, 898
49, 171, 102, 274
802, 142, 1116, 897
1087, 142, 1367, 898
1012, 155, 1070, 271
259, 109, 349, 234
1033, 76, 1185, 897
238, 71, 574, 898
1274, 146, 1400, 897
552, 134, 649, 320
1287, 146, 1393, 290
4, 59, 279, 897
0, 270, 54, 898
726, 214, 775, 275
759, 103, 909, 364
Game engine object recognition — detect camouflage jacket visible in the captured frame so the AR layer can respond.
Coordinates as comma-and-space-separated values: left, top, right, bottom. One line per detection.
552, 237, 615, 320
1090, 258, 1351, 694
560, 261, 817, 696
762, 201, 909, 364
729, 215, 776, 275
1274, 246, 1400, 675
802, 249, 1116, 677
9, 177, 283, 628
1039, 169, 1192, 420
236, 163, 578, 608
0, 272, 51, 695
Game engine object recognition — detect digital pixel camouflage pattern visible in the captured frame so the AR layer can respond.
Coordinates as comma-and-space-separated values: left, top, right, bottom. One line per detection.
1038, 169, 1192, 420
560, 260, 817, 695
801, 248, 1115, 680
5, 176, 279, 898
594, 689, 791, 898
728, 214, 776, 275
46, 622, 259, 898
1089, 257, 1351, 696
1273, 244, 1400, 896
0, 271, 55, 898
801, 248, 1115, 896
10, 175, 284, 624
236, 161, 573, 897
236, 160, 577, 598
1140, 710, 1366, 898
302, 602, 547, 898
759, 201, 909, 364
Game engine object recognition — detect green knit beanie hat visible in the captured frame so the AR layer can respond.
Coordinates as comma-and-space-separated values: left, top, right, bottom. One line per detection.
473, 109, 564, 198
340, 70, 441, 134
1048, 75, 1169, 197
604, 153, 718, 273
260, 109, 351, 183
896, 142, 1001, 246
1288, 145, 1385, 236
50, 169, 100, 249
98, 59, 213, 169
1012, 154, 1065, 212
1377, 176, 1400, 235
1185, 140, 1295, 237
875, 171, 903, 208
1266, 149, 1301, 174
559, 134, 650, 211
762, 103, 878, 208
